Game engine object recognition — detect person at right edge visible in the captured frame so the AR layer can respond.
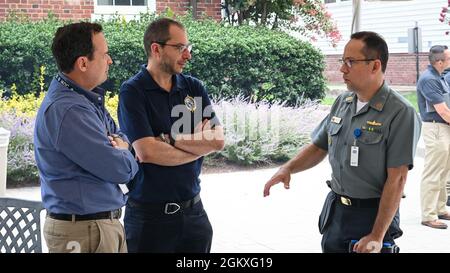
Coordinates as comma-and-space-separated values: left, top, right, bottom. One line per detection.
263, 31, 421, 253
417, 45, 450, 229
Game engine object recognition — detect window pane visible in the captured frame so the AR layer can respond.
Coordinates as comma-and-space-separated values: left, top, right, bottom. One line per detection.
132, 0, 147, 5
98, 0, 113, 5
324, 0, 336, 3
115, 0, 131, 5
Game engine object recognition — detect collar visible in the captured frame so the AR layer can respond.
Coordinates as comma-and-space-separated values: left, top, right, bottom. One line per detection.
139, 64, 185, 94
367, 81, 390, 112
427, 64, 443, 77
57, 73, 105, 107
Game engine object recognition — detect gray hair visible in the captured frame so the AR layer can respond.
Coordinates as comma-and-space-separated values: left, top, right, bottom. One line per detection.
429, 45, 448, 64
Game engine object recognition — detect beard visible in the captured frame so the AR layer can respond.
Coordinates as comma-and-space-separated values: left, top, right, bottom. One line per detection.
161, 59, 181, 75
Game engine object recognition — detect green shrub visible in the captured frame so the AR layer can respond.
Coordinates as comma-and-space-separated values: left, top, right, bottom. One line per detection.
212, 98, 329, 165
0, 91, 329, 183
0, 14, 326, 105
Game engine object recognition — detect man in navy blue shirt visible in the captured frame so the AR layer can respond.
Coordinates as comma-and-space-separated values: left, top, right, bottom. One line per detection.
118, 18, 224, 253
34, 22, 139, 252
417, 45, 450, 229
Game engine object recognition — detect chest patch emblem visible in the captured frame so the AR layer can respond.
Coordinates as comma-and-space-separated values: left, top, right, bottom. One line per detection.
184, 95, 197, 112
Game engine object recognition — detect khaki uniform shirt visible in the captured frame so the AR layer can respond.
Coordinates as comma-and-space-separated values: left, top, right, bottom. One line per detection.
312, 82, 421, 198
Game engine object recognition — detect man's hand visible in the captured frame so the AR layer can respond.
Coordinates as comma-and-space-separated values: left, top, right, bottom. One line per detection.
353, 234, 382, 253
109, 134, 129, 150
263, 167, 291, 197
194, 118, 211, 133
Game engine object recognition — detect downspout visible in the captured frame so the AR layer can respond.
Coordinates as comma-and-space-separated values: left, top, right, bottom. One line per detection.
190, 0, 198, 19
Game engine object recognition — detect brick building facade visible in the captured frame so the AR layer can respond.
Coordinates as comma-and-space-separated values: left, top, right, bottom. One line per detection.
325, 53, 430, 86
156, 0, 221, 20
0, 0, 222, 21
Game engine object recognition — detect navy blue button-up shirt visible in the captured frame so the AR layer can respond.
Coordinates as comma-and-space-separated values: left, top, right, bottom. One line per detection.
118, 65, 219, 203
34, 73, 139, 214
417, 65, 449, 123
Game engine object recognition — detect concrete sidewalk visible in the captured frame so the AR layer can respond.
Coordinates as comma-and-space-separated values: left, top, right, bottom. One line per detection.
5, 145, 450, 253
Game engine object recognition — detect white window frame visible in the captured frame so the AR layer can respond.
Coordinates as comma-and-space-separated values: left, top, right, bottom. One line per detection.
93, 0, 156, 17
323, 0, 350, 3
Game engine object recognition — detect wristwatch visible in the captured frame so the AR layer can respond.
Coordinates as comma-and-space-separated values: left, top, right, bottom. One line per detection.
168, 134, 176, 146
159, 133, 170, 145
160, 133, 175, 146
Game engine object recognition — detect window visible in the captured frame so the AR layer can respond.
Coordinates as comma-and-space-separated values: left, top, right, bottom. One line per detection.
93, 0, 155, 18
98, 0, 147, 6
324, 0, 336, 3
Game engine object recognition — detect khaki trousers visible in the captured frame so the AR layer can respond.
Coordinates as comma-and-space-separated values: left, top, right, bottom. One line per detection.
44, 216, 127, 253
420, 122, 450, 222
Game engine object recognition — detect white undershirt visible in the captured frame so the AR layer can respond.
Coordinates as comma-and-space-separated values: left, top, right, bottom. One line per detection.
356, 99, 368, 113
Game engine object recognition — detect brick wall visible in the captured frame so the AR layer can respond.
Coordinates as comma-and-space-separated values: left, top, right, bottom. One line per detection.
325, 53, 430, 85
1, 0, 222, 21
156, 0, 221, 21
0, 0, 93, 21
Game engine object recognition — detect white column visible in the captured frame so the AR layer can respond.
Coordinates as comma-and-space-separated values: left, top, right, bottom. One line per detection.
0, 127, 11, 197
351, 0, 361, 33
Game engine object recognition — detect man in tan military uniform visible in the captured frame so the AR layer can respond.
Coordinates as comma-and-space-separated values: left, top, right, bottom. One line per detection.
264, 31, 421, 253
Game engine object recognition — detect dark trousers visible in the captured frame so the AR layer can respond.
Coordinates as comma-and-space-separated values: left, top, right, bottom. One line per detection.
124, 200, 213, 253
320, 192, 402, 253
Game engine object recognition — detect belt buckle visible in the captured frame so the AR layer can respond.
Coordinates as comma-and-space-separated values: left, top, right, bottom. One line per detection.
340, 196, 352, 206
107, 209, 121, 220
164, 203, 181, 214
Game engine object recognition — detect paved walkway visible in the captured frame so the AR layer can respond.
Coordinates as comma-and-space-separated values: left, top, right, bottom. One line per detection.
5, 137, 450, 253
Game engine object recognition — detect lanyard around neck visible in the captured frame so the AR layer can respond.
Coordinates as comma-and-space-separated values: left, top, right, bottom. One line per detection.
54, 74, 113, 135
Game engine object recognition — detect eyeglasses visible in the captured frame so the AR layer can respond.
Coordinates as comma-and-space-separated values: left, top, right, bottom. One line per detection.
339, 58, 375, 68
153, 41, 193, 54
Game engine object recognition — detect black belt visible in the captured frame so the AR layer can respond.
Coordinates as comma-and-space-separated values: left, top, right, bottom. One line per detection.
336, 194, 380, 208
47, 209, 122, 221
127, 194, 201, 215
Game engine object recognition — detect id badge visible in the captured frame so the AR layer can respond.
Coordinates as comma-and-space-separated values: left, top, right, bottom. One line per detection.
350, 146, 359, 167
118, 184, 129, 195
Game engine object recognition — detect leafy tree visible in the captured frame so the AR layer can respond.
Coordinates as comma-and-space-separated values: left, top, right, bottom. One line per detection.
222, 0, 341, 47
439, 0, 450, 35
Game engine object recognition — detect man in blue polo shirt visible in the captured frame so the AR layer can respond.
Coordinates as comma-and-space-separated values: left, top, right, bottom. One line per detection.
417, 45, 450, 229
118, 18, 225, 253
34, 22, 139, 252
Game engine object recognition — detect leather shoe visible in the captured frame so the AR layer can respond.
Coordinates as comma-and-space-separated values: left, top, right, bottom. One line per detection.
438, 212, 450, 220
421, 220, 448, 229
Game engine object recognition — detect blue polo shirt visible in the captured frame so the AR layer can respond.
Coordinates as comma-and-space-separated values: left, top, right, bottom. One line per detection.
118, 65, 218, 203
34, 73, 139, 214
417, 65, 449, 123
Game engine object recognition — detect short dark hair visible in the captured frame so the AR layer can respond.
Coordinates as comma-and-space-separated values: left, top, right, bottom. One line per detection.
350, 31, 389, 73
143, 18, 185, 57
429, 45, 448, 64
51, 22, 103, 73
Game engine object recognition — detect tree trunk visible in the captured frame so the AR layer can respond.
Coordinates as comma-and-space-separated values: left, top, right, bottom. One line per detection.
272, 14, 278, 29
261, 0, 268, 26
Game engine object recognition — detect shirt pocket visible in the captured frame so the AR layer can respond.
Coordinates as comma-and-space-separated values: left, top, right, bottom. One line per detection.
357, 130, 384, 173
358, 130, 383, 145
328, 123, 343, 155
328, 123, 343, 139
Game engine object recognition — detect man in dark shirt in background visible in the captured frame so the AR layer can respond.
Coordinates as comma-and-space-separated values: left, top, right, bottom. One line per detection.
118, 18, 224, 253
